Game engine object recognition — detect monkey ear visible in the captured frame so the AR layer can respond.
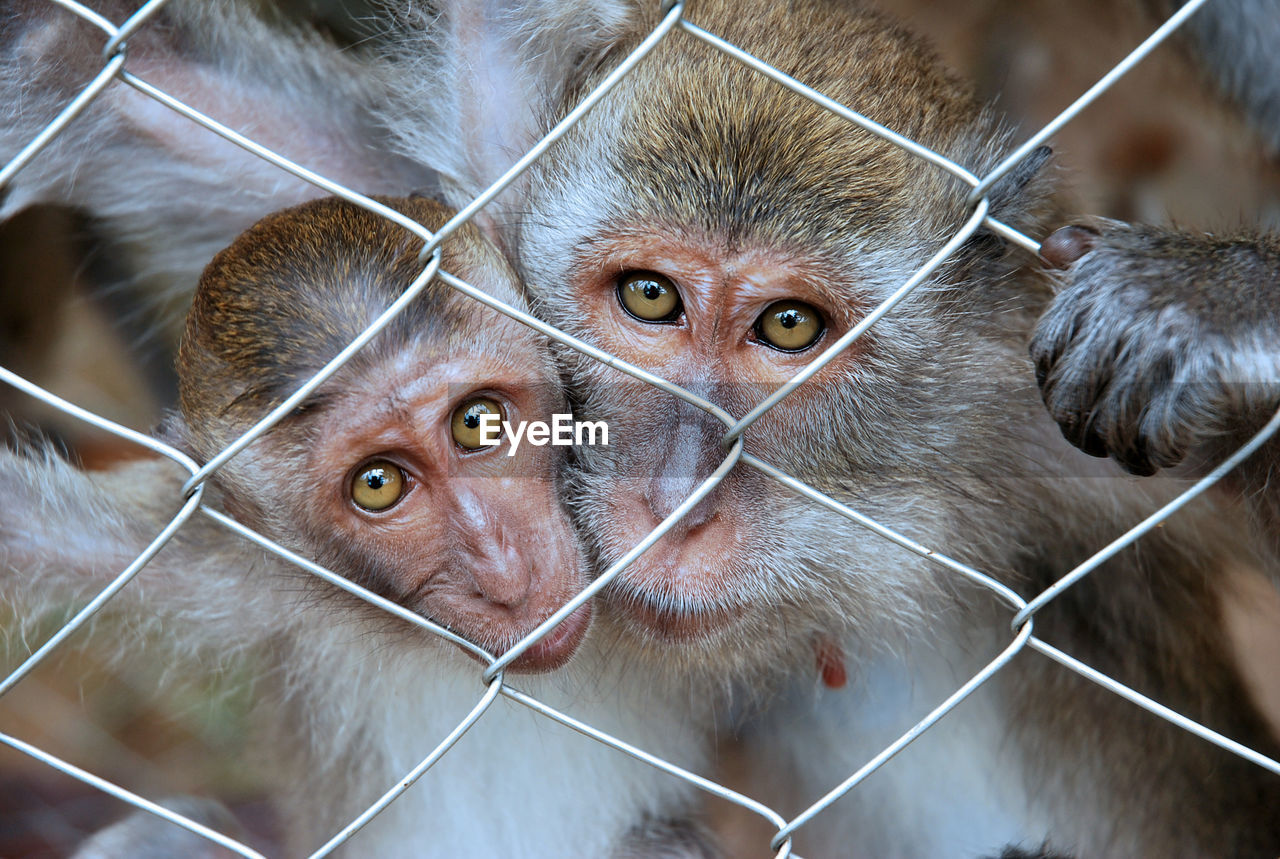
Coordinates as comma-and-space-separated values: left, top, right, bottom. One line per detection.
379, 1, 635, 232
1, 3, 431, 292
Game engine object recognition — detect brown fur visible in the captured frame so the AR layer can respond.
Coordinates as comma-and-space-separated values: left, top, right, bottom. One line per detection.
418, 1, 1280, 854
5, 0, 1280, 854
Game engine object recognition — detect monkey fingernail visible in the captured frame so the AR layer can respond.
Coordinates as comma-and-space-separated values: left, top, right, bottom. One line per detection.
1040, 225, 1101, 269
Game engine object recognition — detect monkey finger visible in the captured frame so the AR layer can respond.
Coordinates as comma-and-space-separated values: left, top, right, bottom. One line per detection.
1041, 354, 1115, 457
1033, 350, 1054, 391
1138, 389, 1205, 472
1029, 297, 1094, 389
1050, 402, 1110, 459
1029, 325, 1074, 391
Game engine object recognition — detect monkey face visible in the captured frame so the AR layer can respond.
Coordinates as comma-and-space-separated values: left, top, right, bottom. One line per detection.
182, 196, 594, 675
506, 7, 1027, 674
527, 224, 966, 674
289, 327, 592, 674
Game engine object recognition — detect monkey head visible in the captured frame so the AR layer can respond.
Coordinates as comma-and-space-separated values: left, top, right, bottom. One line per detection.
497, 1, 1060, 677
174, 196, 591, 673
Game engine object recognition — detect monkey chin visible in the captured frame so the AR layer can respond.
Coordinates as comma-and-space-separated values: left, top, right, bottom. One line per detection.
626, 597, 747, 644
588, 509, 765, 647
473, 602, 593, 675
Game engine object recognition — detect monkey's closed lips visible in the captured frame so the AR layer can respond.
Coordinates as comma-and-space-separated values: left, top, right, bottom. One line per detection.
504, 603, 593, 672
615, 590, 746, 642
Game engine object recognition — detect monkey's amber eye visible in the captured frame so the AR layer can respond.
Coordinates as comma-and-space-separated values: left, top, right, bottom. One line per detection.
755, 300, 824, 352
617, 271, 682, 322
351, 460, 406, 511
452, 397, 505, 450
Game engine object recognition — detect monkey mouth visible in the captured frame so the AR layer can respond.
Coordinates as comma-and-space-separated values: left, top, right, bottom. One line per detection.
500, 603, 593, 674
603, 585, 746, 643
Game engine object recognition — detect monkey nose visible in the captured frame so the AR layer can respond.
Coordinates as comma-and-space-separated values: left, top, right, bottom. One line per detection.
466, 530, 534, 609
646, 476, 719, 529
643, 415, 726, 526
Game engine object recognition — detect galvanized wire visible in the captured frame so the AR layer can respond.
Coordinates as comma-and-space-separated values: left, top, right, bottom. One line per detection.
0, 368, 204, 698
307, 676, 507, 858
0, 732, 266, 859
0, 0, 1276, 855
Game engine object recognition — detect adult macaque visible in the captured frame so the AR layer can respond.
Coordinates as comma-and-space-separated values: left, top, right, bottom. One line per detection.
375, 1, 1280, 855
1, 196, 714, 857
5, 0, 1280, 855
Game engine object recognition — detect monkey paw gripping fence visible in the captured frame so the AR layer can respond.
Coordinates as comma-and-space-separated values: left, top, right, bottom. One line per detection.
2, 0, 1279, 856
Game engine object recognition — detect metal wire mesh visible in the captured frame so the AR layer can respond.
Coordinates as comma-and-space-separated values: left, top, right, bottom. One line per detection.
2, 0, 1279, 856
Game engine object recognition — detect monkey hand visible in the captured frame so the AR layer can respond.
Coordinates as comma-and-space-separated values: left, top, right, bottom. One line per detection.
1030, 221, 1280, 476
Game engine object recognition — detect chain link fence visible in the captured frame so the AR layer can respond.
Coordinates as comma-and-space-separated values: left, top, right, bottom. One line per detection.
2, 0, 1279, 856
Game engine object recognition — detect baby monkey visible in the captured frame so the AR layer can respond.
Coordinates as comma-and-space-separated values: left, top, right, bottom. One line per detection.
0, 196, 712, 857
177, 195, 592, 671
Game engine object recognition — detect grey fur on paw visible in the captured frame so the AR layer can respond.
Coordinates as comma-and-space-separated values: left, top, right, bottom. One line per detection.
1030, 224, 1276, 475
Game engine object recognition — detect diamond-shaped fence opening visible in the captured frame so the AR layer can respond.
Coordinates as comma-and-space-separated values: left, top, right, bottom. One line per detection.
1, 1, 1278, 857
